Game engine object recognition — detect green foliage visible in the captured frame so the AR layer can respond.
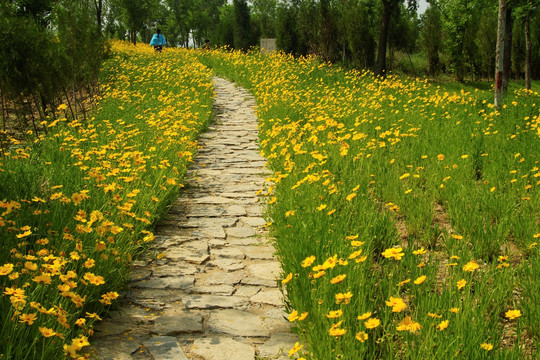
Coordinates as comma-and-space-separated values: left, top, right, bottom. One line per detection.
233, 0, 256, 50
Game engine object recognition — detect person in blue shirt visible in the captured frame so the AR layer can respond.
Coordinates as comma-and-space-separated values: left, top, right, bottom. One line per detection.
150, 28, 166, 52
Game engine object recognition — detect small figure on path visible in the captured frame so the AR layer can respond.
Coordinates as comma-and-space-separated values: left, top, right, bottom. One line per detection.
150, 28, 166, 52
201, 39, 210, 49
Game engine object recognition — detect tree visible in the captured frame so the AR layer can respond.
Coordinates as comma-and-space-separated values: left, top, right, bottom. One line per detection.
252, 0, 277, 38
115, 0, 154, 44
375, 0, 417, 77
233, 0, 253, 50
495, 0, 507, 109
420, 5, 443, 75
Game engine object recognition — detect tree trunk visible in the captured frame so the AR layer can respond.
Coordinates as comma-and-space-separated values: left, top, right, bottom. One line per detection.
375, 0, 394, 77
494, 0, 506, 110
525, 12, 531, 92
502, 7, 512, 93
93, 0, 103, 35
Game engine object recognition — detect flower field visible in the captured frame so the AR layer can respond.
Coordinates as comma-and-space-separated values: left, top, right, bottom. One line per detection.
0, 42, 213, 359
199, 51, 539, 359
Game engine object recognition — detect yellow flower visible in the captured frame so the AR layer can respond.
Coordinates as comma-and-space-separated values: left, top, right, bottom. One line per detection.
450, 234, 463, 240
437, 154, 445, 161
382, 247, 404, 260
288, 342, 303, 357
398, 278, 411, 286
316, 204, 327, 211
457, 279, 467, 290
39, 327, 57, 337
301, 255, 316, 268
462, 260, 479, 272
480, 343, 493, 351
329, 321, 347, 337
412, 247, 426, 255
330, 274, 346, 284
326, 310, 343, 318
364, 318, 380, 329
346, 192, 357, 201
285, 210, 295, 217
298, 312, 308, 321
288, 310, 299, 322
335, 292, 353, 305
355, 331, 368, 342
449, 307, 460, 313
0, 263, 14, 276
357, 312, 372, 320
505, 309, 521, 320
19, 313, 37, 325
399, 173, 410, 180
413, 275, 426, 285
386, 296, 407, 312
33, 274, 52, 285
282, 273, 293, 284
396, 316, 422, 333
436, 320, 449, 331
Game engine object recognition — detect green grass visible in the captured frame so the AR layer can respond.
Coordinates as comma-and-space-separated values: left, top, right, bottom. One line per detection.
198, 49, 539, 359
0, 41, 213, 359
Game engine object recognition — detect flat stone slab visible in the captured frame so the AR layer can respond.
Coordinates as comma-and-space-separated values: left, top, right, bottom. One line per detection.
210, 247, 245, 259
207, 309, 270, 337
190, 337, 255, 360
242, 246, 275, 260
191, 284, 235, 296
192, 196, 233, 205
226, 205, 247, 216
202, 270, 244, 285
153, 264, 199, 277
152, 309, 203, 336
239, 217, 267, 227
132, 276, 194, 290
210, 259, 246, 271
201, 227, 226, 239
143, 336, 188, 360
250, 288, 284, 306
247, 262, 281, 281
257, 333, 300, 360
226, 226, 256, 238
164, 241, 209, 264
184, 295, 248, 310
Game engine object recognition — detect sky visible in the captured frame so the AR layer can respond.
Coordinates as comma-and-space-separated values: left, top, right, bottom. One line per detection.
418, 0, 429, 15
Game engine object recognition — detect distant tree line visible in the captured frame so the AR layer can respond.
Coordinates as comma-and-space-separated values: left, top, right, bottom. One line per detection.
1, 0, 539, 138
0, 0, 106, 139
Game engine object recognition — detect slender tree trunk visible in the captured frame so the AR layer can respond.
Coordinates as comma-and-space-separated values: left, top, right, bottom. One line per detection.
375, 0, 394, 77
525, 12, 531, 92
502, 7, 512, 93
93, 0, 103, 35
494, 0, 506, 110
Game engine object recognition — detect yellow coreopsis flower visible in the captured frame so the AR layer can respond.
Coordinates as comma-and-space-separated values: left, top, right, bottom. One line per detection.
413, 275, 426, 285
480, 343, 493, 351
505, 309, 521, 320
382, 247, 404, 260
457, 279, 467, 290
463, 260, 479, 272
356, 331, 368, 342
282, 273, 293, 284
326, 310, 343, 318
436, 320, 449, 331
386, 296, 407, 312
364, 318, 380, 329
301, 256, 316, 268
330, 274, 346, 284
288, 342, 303, 357
357, 312, 372, 320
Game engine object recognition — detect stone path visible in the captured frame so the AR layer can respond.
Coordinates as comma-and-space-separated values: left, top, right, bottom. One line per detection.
93, 77, 297, 360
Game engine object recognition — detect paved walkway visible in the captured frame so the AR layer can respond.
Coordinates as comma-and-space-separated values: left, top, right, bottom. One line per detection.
93, 77, 297, 360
